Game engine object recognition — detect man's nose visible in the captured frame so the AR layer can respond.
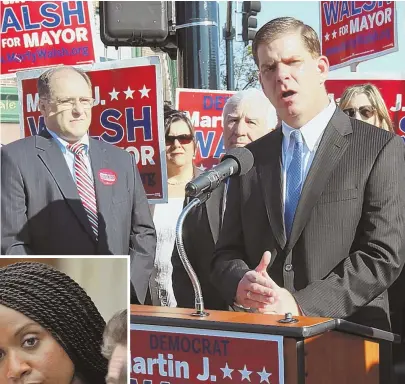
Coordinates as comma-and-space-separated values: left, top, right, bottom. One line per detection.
235, 120, 248, 135
71, 100, 85, 115
276, 63, 291, 82
6, 351, 31, 380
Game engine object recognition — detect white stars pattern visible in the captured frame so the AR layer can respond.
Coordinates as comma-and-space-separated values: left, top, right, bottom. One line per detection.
257, 367, 272, 383
139, 84, 151, 98
332, 29, 337, 39
324, 32, 330, 41
107, 86, 150, 101
220, 363, 234, 379
123, 86, 135, 99
239, 365, 252, 382
108, 88, 120, 100
197, 164, 207, 171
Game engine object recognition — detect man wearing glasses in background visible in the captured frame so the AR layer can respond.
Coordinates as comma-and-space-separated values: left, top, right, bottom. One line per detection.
1, 66, 156, 303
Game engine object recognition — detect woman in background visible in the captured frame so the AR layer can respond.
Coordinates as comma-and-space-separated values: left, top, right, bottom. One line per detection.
0, 262, 107, 384
339, 83, 394, 132
149, 105, 227, 310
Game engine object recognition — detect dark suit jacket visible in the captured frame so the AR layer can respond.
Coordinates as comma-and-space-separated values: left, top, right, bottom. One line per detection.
212, 108, 405, 331
171, 172, 228, 311
1, 130, 156, 301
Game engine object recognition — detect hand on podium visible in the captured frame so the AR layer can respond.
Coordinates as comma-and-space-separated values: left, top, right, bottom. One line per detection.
235, 251, 302, 316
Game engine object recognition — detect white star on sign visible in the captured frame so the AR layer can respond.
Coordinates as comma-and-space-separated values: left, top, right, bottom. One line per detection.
123, 86, 135, 99
197, 164, 207, 171
324, 33, 330, 41
257, 367, 272, 383
332, 30, 337, 39
239, 365, 252, 382
220, 363, 233, 379
109, 88, 120, 100
139, 85, 151, 98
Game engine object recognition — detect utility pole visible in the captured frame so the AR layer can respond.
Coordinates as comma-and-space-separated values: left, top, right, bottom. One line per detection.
224, 1, 235, 90
176, 1, 220, 89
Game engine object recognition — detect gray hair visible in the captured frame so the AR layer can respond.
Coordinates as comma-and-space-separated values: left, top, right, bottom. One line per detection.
102, 309, 127, 360
222, 88, 278, 130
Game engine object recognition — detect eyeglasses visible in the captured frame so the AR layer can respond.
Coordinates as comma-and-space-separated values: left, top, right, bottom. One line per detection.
165, 134, 194, 145
43, 97, 95, 109
342, 106, 375, 119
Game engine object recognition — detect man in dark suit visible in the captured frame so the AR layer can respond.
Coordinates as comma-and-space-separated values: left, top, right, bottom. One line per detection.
172, 89, 278, 310
211, 17, 405, 331
1, 66, 156, 303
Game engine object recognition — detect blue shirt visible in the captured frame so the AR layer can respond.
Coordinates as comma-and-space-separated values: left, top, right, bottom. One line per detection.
47, 129, 94, 184
282, 100, 337, 203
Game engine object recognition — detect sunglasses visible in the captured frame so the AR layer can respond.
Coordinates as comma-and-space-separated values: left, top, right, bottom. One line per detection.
165, 134, 194, 145
342, 106, 375, 119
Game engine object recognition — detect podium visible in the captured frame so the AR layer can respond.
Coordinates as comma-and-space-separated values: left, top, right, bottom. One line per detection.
130, 305, 399, 384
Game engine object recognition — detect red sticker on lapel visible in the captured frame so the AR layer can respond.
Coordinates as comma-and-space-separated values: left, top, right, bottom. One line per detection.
98, 169, 117, 185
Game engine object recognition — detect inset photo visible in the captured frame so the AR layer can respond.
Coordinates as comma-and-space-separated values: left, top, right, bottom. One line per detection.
0, 257, 129, 384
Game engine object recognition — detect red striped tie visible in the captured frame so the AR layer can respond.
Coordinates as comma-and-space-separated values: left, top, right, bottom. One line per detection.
67, 142, 98, 239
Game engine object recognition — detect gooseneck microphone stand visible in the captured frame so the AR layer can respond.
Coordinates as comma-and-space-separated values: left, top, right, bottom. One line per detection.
175, 192, 210, 317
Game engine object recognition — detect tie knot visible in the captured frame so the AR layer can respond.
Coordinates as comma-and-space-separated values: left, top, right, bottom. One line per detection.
67, 142, 87, 155
291, 129, 303, 144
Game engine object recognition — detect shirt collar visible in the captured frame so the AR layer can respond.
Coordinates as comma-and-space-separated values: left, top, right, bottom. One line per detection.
47, 128, 90, 154
282, 99, 336, 153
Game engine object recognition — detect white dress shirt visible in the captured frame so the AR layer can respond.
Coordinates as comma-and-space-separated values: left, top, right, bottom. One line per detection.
47, 129, 94, 183
281, 100, 337, 204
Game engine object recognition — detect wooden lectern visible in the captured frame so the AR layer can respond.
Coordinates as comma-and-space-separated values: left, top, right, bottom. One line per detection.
131, 305, 399, 384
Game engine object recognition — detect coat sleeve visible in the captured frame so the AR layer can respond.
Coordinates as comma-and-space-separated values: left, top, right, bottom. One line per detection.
129, 153, 157, 304
210, 176, 251, 305
293, 135, 405, 318
1, 147, 32, 255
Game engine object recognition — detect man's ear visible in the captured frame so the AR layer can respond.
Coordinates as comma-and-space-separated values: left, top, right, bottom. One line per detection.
317, 55, 330, 85
39, 99, 47, 116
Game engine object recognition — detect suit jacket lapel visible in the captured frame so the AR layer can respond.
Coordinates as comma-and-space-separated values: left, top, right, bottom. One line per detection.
257, 130, 287, 249
36, 130, 96, 241
286, 108, 352, 252
205, 183, 224, 244
89, 139, 112, 249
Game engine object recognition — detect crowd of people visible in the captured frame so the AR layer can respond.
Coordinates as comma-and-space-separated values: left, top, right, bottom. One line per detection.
1, 15, 404, 383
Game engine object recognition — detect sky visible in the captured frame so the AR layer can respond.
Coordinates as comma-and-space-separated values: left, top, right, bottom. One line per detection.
218, 0, 404, 77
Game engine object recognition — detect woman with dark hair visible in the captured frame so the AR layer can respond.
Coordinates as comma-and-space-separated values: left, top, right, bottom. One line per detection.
149, 105, 227, 311
0, 262, 108, 383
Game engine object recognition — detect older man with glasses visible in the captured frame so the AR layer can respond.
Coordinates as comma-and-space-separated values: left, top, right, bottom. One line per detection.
1, 66, 156, 304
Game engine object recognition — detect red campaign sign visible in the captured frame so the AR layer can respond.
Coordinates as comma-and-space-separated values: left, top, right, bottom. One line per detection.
130, 324, 284, 384
16, 58, 167, 202
320, 1, 397, 70
326, 75, 405, 141
176, 88, 235, 170
1, 1, 95, 75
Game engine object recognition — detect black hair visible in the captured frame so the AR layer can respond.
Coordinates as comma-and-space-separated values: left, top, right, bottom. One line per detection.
0, 262, 108, 384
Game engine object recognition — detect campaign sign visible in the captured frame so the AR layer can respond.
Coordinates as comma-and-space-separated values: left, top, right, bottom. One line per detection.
176, 88, 235, 170
131, 324, 284, 384
16, 57, 167, 202
1, 1, 96, 75
320, 1, 397, 70
326, 74, 405, 141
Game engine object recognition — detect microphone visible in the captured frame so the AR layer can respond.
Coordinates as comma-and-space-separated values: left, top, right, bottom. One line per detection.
186, 147, 254, 198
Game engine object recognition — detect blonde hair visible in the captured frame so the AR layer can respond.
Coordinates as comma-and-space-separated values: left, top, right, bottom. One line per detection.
339, 83, 394, 132
252, 17, 321, 66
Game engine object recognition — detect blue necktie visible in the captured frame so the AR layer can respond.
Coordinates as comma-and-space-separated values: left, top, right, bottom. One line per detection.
285, 130, 303, 237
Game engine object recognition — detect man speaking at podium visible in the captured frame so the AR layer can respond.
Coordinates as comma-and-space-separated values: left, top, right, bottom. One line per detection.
211, 17, 405, 332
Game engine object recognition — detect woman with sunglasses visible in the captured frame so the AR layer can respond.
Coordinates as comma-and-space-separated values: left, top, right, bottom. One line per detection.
339, 83, 394, 132
148, 105, 227, 310
0, 261, 108, 383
